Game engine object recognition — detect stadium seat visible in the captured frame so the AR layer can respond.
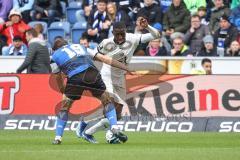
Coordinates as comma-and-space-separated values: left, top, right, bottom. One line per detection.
48, 22, 71, 46
50, 21, 71, 34
28, 21, 48, 35
71, 21, 87, 44
66, 1, 82, 24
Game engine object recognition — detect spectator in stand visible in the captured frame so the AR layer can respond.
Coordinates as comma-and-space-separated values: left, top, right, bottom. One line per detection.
170, 32, 191, 56
145, 38, 168, 56
183, 0, 206, 15
13, 0, 34, 23
0, 0, 13, 24
31, 0, 62, 26
229, 4, 240, 31
136, 0, 163, 26
209, 0, 231, 34
86, 0, 111, 43
197, 35, 218, 56
190, 58, 212, 74
184, 14, 210, 55
163, 0, 191, 37
107, 2, 132, 33
2, 36, 28, 56
201, 58, 212, 74
225, 40, 240, 56
81, 0, 97, 20
16, 28, 51, 73
213, 15, 238, 54
0, 9, 30, 46
197, 6, 209, 25
156, 0, 172, 13
114, 0, 141, 21
34, 23, 44, 40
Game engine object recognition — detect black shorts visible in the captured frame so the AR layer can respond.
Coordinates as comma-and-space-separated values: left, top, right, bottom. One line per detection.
64, 66, 106, 100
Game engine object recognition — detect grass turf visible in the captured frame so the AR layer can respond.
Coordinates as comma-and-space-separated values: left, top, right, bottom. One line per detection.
0, 131, 240, 160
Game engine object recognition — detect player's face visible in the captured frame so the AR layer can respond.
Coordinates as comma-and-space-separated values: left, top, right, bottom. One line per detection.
113, 29, 126, 45
202, 62, 212, 75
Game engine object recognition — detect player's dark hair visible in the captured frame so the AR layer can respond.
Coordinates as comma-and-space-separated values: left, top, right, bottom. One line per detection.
80, 33, 89, 42
26, 28, 38, 37
201, 58, 212, 65
97, 0, 107, 4
113, 22, 126, 30
53, 38, 68, 51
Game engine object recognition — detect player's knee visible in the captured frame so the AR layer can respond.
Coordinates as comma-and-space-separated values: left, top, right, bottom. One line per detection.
61, 95, 74, 111
100, 92, 112, 106
117, 112, 122, 121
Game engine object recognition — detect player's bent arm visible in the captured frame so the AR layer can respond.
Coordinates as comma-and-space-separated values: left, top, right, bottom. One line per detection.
94, 53, 131, 72
141, 25, 161, 43
50, 62, 65, 93
55, 72, 65, 94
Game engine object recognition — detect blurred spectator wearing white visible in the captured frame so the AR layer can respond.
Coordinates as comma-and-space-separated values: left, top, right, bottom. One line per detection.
170, 33, 191, 56
31, 0, 62, 26
225, 40, 240, 56
197, 35, 218, 56
2, 36, 28, 56
197, 6, 209, 25
13, 0, 34, 23
0, 9, 30, 46
86, 0, 110, 43
184, 14, 210, 55
183, 0, 206, 15
137, 0, 163, 26
0, 0, 13, 24
213, 15, 239, 56
209, 0, 231, 34
163, 0, 191, 38
34, 23, 44, 40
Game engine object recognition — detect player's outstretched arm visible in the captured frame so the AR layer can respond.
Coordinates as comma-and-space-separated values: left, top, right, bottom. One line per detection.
94, 53, 131, 73
138, 17, 161, 43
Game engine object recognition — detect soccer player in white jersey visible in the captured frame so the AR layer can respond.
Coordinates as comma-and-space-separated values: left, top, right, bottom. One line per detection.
76, 17, 161, 143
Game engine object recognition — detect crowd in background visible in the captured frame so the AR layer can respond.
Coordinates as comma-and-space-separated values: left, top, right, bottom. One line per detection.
0, 0, 240, 57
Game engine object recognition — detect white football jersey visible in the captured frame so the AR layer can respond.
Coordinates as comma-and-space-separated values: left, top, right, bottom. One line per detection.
97, 33, 141, 86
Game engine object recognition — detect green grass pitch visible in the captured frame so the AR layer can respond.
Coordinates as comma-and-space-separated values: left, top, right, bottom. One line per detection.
0, 130, 240, 160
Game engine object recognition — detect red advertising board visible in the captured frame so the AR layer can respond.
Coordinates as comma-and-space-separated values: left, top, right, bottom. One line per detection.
0, 74, 240, 117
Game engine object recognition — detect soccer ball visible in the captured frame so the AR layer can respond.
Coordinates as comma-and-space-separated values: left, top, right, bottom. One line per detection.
105, 130, 120, 144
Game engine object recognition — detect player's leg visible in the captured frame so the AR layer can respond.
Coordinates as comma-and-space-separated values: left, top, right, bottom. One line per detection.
53, 95, 74, 144
84, 102, 122, 136
53, 74, 84, 145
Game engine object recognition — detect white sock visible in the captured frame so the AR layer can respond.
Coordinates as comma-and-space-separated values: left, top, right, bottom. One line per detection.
85, 118, 109, 135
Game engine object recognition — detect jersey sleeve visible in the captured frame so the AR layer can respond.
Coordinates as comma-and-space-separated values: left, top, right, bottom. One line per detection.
97, 40, 108, 55
50, 55, 61, 74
